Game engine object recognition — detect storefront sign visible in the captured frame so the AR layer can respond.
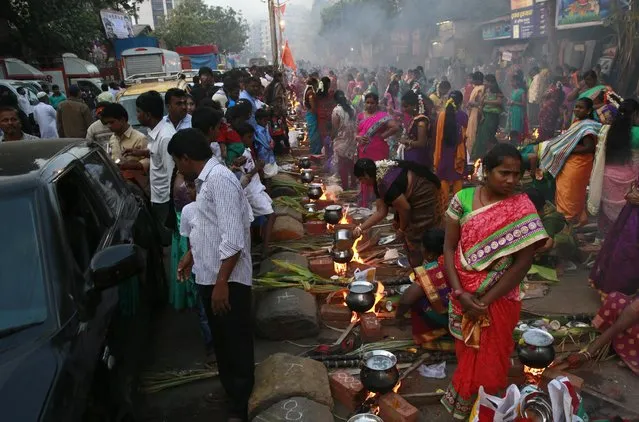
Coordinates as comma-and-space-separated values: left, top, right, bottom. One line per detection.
512, 3, 547, 39
555, 0, 612, 29
100, 10, 134, 39
482, 21, 513, 40
511, 0, 534, 10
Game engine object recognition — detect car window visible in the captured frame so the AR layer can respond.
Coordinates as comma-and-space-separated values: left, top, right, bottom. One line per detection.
0, 191, 48, 333
82, 151, 124, 217
119, 93, 167, 127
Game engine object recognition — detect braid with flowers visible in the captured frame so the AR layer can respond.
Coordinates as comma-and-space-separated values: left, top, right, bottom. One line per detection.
444, 90, 464, 147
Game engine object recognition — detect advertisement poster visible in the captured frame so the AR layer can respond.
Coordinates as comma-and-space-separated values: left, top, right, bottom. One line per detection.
512, 2, 547, 39
555, 0, 612, 29
511, 0, 534, 10
100, 10, 134, 39
482, 21, 513, 40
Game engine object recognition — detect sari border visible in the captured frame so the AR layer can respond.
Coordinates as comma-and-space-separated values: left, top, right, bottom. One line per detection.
414, 266, 447, 314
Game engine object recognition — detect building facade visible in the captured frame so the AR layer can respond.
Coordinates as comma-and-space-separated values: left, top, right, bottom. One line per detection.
134, 0, 181, 29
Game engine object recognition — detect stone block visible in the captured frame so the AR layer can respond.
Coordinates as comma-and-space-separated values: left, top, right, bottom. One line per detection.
360, 312, 383, 342
304, 220, 327, 235
378, 392, 420, 422
272, 215, 304, 241
273, 204, 303, 222
255, 288, 319, 340
251, 396, 333, 422
320, 304, 353, 329
309, 257, 336, 279
259, 252, 309, 276
248, 353, 333, 419
329, 370, 366, 412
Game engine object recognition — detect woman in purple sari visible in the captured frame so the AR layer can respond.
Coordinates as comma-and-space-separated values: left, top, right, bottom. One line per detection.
590, 180, 639, 297
356, 92, 401, 207
399, 91, 435, 168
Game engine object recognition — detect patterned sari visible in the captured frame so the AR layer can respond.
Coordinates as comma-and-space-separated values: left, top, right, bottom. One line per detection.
466, 85, 484, 158
358, 111, 393, 207
442, 188, 548, 420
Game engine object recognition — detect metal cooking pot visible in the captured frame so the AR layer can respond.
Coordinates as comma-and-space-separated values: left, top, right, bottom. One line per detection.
298, 157, 312, 169
303, 202, 317, 213
360, 350, 400, 394
517, 329, 556, 369
297, 132, 305, 142
324, 205, 343, 225
348, 415, 383, 422
332, 248, 354, 264
300, 169, 314, 184
334, 228, 354, 249
308, 183, 323, 200
345, 280, 376, 313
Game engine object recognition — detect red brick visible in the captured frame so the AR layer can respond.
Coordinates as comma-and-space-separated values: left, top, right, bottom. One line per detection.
304, 220, 327, 236
309, 257, 336, 279
360, 312, 383, 342
329, 370, 366, 412
378, 392, 420, 422
320, 304, 353, 329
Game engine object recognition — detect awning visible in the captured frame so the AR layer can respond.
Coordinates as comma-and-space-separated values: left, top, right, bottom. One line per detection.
62, 53, 100, 77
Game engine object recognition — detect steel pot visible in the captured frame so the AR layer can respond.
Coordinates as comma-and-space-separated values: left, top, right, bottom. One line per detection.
308, 183, 323, 200
298, 157, 312, 169
324, 205, 343, 225
303, 202, 317, 213
517, 329, 556, 369
348, 415, 383, 422
334, 228, 354, 249
297, 132, 305, 142
300, 169, 314, 184
360, 350, 400, 394
345, 280, 376, 313
332, 248, 354, 264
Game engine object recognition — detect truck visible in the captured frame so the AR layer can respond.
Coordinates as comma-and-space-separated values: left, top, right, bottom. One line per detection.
41, 53, 103, 96
0, 57, 47, 81
120, 47, 181, 80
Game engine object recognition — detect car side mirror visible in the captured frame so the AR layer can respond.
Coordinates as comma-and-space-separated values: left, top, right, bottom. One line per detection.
90, 244, 143, 290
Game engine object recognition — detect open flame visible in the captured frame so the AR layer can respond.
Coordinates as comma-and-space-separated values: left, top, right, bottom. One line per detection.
531, 127, 540, 140
523, 365, 545, 386
372, 281, 386, 315
392, 380, 402, 394
334, 262, 348, 276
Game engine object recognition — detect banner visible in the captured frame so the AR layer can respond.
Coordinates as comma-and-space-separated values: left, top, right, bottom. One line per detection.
512, 2, 547, 39
482, 21, 513, 40
511, 0, 534, 10
555, 0, 612, 29
100, 10, 134, 39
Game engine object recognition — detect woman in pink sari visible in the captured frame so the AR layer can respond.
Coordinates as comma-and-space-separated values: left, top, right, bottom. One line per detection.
441, 144, 548, 419
356, 92, 401, 207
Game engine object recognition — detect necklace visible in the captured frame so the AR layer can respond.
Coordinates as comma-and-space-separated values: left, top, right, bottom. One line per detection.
478, 186, 487, 207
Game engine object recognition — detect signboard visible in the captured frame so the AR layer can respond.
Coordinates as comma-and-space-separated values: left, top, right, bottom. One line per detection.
555, 0, 612, 29
511, 0, 534, 10
512, 2, 547, 39
482, 21, 513, 40
100, 10, 134, 39
502, 51, 513, 61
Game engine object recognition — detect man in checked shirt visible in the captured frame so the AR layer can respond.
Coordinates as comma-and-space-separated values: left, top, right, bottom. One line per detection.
168, 127, 254, 422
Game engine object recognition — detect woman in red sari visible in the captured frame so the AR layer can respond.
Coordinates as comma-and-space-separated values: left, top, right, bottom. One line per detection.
441, 144, 549, 419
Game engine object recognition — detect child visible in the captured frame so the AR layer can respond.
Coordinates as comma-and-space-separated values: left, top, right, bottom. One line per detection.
234, 122, 276, 258
218, 100, 253, 165
270, 110, 290, 155
395, 228, 453, 349
254, 108, 277, 178
177, 182, 214, 355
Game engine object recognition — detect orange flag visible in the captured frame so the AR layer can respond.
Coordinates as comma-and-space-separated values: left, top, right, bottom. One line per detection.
281, 41, 296, 70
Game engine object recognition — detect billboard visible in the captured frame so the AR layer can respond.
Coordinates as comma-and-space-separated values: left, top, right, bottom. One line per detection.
511, 0, 534, 10
482, 21, 513, 40
512, 2, 548, 39
555, 0, 613, 29
100, 9, 134, 39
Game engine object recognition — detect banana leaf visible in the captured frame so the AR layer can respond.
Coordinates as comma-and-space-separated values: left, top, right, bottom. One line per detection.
527, 264, 559, 282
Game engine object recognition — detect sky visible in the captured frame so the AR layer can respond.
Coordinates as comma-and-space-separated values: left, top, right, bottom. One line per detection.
204, 0, 313, 21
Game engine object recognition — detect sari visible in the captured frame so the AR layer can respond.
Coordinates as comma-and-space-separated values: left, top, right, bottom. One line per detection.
579, 84, 607, 101
538, 83, 564, 141
442, 188, 548, 420
434, 109, 467, 204
540, 119, 601, 224
592, 292, 639, 375
404, 114, 433, 167
472, 93, 502, 160
305, 89, 322, 154
358, 111, 393, 207
411, 258, 454, 351
590, 180, 639, 296
466, 85, 485, 159
507, 88, 527, 141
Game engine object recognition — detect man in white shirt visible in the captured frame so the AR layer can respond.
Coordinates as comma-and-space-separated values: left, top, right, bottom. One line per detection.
33, 92, 59, 138
212, 77, 241, 113
163, 88, 191, 131
169, 129, 254, 421
16, 87, 33, 119
134, 90, 176, 245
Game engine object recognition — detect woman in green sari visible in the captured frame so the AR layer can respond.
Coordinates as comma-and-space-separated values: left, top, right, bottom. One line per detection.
507, 74, 528, 144
472, 74, 504, 160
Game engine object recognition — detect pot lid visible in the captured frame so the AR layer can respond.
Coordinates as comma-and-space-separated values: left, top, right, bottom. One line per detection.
522, 328, 554, 347
349, 280, 374, 294
325, 204, 342, 211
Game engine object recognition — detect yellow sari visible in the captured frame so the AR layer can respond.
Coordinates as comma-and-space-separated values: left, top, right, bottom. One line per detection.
466, 85, 484, 157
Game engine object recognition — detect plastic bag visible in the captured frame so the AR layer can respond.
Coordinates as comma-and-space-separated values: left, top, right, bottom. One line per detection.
263, 162, 278, 178
418, 361, 447, 379
547, 376, 589, 422
353, 267, 376, 282
469, 385, 520, 422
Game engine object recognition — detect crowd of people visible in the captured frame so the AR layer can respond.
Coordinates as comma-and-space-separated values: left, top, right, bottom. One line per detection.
2, 59, 639, 420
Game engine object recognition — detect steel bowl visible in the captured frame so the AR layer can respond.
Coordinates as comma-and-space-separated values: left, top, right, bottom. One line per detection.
517, 328, 556, 369
360, 350, 400, 394
298, 156, 312, 169
308, 183, 323, 200
348, 415, 383, 422
324, 205, 343, 225
332, 248, 354, 264
334, 228, 354, 249
345, 280, 376, 313
300, 169, 314, 184
303, 202, 317, 213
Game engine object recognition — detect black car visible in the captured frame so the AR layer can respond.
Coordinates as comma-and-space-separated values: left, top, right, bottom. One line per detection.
0, 139, 165, 421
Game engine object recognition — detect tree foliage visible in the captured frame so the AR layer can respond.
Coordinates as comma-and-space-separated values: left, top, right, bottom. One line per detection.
154, 0, 249, 53
0, 0, 138, 58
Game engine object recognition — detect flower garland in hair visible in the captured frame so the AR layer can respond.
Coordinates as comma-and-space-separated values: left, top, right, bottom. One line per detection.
375, 159, 399, 181
417, 94, 425, 115
445, 97, 457, 111
317, 80, 325, 94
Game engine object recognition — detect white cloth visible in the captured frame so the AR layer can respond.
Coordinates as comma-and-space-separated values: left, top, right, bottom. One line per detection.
17, 94, 32, 115
179, 202, 197, 238
191, 158, 253, 286
587, 124, 610, 216
239, 148, 273, 217
210, 142, 223, 163
212, 89, 228, 112
147, 119, 176, 204
163, 114, 192, 131
33, 102, 58, 138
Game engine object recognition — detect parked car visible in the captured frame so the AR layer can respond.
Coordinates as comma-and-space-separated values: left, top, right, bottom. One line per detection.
0, 139, 166, 421
0, 79, 41, 106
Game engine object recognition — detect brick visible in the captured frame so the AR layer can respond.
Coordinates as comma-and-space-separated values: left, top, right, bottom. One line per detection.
378, 392, 420, 422
360, 312, 383, 342
541, 367, 584, 391
309, 257, 336, 279
304, 220, 327, 236
320, 304, 353, 329
329, 370, 366, 412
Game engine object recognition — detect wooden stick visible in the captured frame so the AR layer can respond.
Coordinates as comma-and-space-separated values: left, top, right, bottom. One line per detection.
399, 353, 430, 381
333, 320, 359, 345
401, 392, 445, 399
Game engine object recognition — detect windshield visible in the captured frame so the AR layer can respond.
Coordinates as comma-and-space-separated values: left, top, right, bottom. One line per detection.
0, 192, 48, 333
119, 93, 167, 128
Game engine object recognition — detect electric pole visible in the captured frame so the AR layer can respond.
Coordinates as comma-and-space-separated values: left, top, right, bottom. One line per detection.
268, 0, 279, 67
